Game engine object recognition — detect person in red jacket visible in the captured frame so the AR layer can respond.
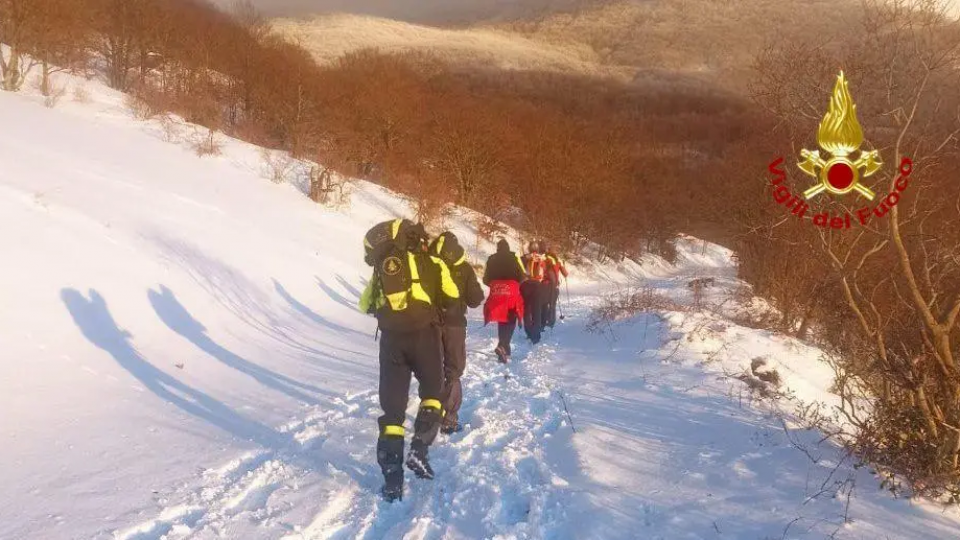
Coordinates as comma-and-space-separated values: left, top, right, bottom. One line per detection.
483, 239, 526, 363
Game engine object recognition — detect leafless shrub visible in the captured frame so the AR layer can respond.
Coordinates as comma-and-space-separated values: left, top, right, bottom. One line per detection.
586, 287, 684, 333
190, 128, 222, 157
308, 165, 350, 207
260, 147, 296, 184
725, 293, 782, 332
158, 114, 182, 143
125, 93, 158, 121
43, 83, 67, 108
72, 85, 90, 103
687, 277, 716, 308
748, 0, 960, 498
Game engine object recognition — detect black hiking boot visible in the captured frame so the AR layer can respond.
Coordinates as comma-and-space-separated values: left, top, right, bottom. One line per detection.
377, 436, 404, 502
381, 469, 404, 502
440, 422, 463, 435
405, 441, 435, 480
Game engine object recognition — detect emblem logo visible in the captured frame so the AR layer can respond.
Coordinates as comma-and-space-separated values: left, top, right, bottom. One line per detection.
382, 256, 402, 276
798, 71, 882, 200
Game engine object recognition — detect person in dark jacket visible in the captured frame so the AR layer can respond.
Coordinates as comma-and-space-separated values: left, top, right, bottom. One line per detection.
429, 231, 484, 434
358, 220, 461, 502
542, 242, 569, 328
483, 238, 527, 363
520, 241, 549, 344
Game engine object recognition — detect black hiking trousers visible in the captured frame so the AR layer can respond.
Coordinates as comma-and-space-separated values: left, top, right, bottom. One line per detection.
544, 285, 560, 327
497, 312, 519, 357
521, 280, 547, 344
377, 326, 444, 476
439, 325, 467, 428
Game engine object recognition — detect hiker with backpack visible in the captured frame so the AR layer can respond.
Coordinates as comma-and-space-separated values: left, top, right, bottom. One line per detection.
542, 242, 569, 328
429, 231, 485, 435
520, 241, 549, 344
358, 219, 461, 502
483, 239, 527, 363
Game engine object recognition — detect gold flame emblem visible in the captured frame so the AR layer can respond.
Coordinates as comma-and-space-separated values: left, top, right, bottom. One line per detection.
798, 71, 882, 200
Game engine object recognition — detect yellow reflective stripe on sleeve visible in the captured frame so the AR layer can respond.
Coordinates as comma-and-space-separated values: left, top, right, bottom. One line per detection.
515, 254, 526, 275
433, 257, 460, 299
390, 218, 403, 239
421, 399, 442, 411
382, 425, 405, 437
453, 254, 467, 267
435, 235, 446, 257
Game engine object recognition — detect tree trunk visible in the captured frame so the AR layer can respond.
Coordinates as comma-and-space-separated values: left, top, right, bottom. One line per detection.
3, 48, 21, 91
41, 60, 51, 97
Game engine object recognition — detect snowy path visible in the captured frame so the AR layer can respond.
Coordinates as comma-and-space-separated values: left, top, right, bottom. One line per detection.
112, 323, 581, 540
107, 271, 960, 540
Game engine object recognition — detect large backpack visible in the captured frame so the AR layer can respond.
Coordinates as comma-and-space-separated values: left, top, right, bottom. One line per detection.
364, 219, 411, 266
527, 253, 546, 282
363, 219, 427, 312
544, 254, 560, 286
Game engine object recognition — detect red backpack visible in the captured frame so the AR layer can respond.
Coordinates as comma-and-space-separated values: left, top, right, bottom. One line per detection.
527, 253, 546, 282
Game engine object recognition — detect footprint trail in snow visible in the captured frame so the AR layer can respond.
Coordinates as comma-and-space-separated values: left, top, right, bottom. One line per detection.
115, 323, 578, 540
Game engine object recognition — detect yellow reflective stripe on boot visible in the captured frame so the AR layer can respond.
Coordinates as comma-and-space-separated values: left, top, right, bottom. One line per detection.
421, 399, 442, 411
382, 425, 405, 437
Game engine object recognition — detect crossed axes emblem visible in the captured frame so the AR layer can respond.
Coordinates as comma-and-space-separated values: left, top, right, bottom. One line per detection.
798, 148, 882, 200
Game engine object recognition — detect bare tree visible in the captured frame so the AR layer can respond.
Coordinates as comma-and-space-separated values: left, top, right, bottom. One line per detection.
752, 0, 960, 496
0, 0, 40, 91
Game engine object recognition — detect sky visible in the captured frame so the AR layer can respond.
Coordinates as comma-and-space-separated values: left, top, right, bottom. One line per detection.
213, 0, 586, 23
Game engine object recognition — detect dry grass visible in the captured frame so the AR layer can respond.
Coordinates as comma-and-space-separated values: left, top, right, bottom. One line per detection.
496, 0, 861, 89
272, 13, 626, 79
274, 0, 862, 90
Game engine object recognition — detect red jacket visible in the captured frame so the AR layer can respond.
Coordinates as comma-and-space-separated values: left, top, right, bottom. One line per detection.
484, 279, 524, 325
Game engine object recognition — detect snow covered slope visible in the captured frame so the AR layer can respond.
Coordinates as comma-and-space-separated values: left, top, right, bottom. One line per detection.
2, 77, 960, 539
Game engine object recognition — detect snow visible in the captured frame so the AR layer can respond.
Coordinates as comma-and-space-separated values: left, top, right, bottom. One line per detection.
2, 72, 960, 540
